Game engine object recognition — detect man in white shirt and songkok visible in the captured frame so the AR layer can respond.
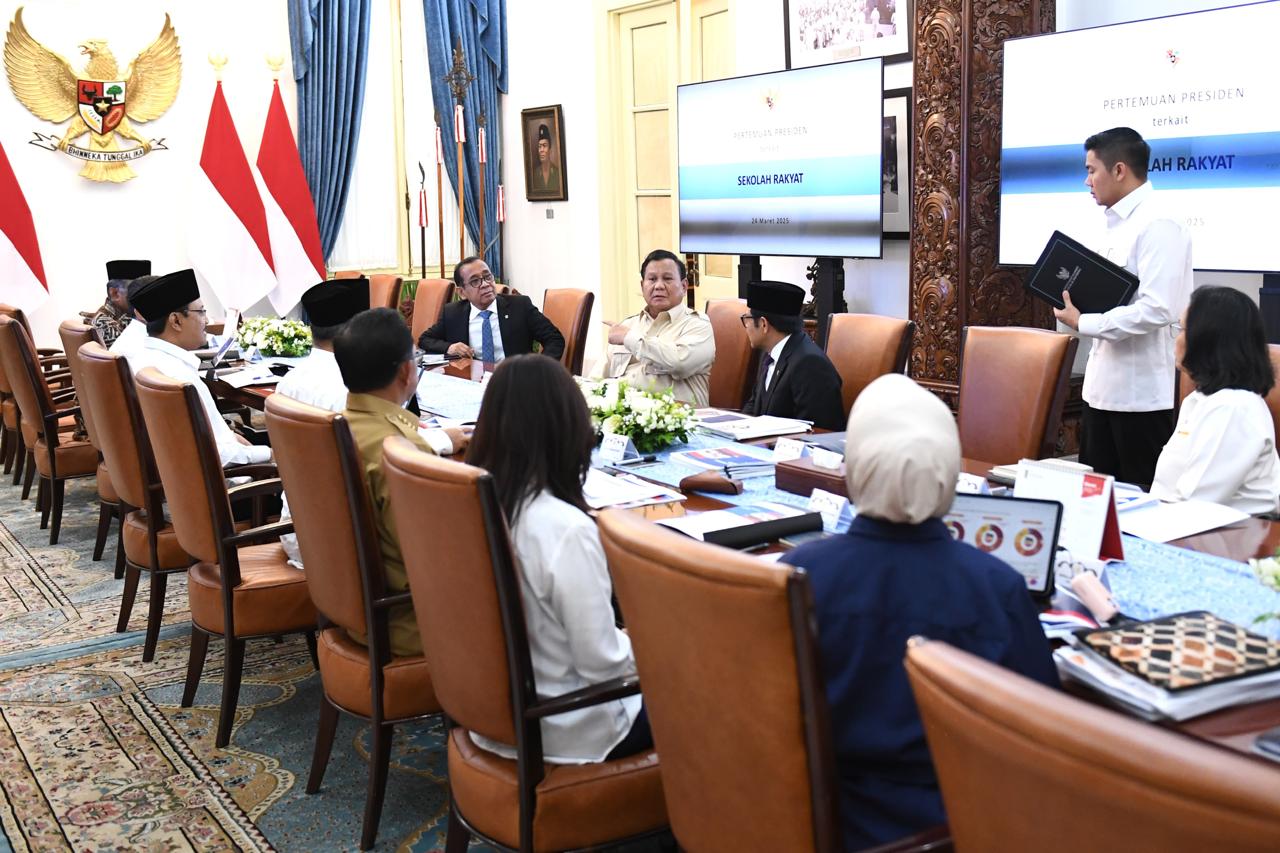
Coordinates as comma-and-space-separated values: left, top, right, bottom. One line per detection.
596, 248, 716, 407
1054, 127, 1193, 488
275, 277, 369, 413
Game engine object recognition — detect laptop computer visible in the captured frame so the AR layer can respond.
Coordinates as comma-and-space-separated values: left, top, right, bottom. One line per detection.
944, 493, 1063, 597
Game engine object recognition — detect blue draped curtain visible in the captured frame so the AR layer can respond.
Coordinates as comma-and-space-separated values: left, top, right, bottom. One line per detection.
288, 0, 373, 261
423, 0, 508, 279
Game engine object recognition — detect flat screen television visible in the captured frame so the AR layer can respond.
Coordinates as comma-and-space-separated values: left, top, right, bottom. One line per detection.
677, 58, 883, 259
999, 0, 1280, 272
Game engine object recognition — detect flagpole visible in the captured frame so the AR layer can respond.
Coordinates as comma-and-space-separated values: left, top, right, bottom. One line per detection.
443, 38, 475, 271
478, 112, 487, 266
435, 117, 445, 279
418, 162, 427, 279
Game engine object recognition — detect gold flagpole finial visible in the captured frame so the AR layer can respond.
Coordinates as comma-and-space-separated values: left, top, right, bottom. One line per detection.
208, 53, 228, 80
266, 55, 284, 79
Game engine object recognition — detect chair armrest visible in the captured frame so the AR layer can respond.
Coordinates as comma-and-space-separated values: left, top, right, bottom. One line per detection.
372, 591, 413, 610
226, 477, 283, 504
224, 462, 278, 480
224, 518, 294, 548
44, 407, 81, 433
860, 825, 952, 853
525, 675, 641, 720
37, 349, 64, 359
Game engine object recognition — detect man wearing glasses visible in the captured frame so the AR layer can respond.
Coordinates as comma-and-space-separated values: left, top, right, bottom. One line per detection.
417, 256, 565, 362
126, 269, 271, 467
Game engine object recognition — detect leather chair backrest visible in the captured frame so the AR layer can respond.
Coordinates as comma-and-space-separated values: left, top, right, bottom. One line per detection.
333, 270, 363, 279
382, 437, 518, 745
957, 326, 1078, 464
77, 343, 155, 509
264, 394, 372, 635
0, 317, 56, 445
369, 274, 403, 310
1178, 345, 1280, 449
706, 298, 760, 409
410, 279, 456, 343
58, 321, 100, 447
0, 304, 33, 337
824, 313, 914, 416
542, 288, 595, 375
906, 639, 1280, 852
133, 368, 227, 563
598, 509, 838, 853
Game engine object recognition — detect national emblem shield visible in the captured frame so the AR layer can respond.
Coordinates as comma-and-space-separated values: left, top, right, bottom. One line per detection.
76, 79, 126, 134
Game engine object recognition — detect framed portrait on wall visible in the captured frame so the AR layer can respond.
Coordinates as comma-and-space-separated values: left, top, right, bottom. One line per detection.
521, 104, 568, 202
783, 0, 912, 69
882, 87, 911, 239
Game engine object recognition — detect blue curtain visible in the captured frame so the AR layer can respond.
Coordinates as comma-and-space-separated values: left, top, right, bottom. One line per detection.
423, 0, 508, 279
288, 0, 373, 261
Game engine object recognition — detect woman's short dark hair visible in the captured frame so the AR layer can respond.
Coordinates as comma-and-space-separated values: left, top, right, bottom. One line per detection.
334, 308, 413, 393
466, 354, 594, 523
1182, 286, 1275, 396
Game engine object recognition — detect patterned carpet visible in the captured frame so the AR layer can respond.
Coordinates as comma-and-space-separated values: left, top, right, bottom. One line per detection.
0, 475, 466, 851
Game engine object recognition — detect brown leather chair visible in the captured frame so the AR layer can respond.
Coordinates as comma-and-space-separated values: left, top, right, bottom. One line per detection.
58, 321, 122, 566
541, 288, 595, 375
264, 393, 440, 850
1178, 344, 1280, 448
957, 326, 1078, 464
0, 304, 72, 485
333, 269, 363, 279
825, 313, 914, 416
381, 438, 668, 852
410, 278, 456, 344
133, 367, 317, 747
78, 343, 204, 661
706, 297, 760, 410
0, 316, 97, 543
906, 638, 1280, 852
369, 274, 403, 310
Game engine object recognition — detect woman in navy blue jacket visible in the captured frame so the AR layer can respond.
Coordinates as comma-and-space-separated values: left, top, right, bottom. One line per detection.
782, 374, 1059, 850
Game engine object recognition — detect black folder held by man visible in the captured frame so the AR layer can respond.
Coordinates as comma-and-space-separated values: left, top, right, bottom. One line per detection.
1024, 230, 1139, 314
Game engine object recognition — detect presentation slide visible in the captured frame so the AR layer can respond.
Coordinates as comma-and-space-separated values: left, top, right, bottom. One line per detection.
999, 1, 1280, 271
677, 59, 883, 258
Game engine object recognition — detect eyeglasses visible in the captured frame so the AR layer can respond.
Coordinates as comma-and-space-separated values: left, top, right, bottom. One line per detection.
739, 313, 759, 329
464, 272, 496, 289
181, 307, 208, 318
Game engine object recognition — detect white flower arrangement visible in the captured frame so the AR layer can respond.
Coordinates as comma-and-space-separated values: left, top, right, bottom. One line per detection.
1251, 550, 1280, 624
578, 378, 693, 453
236, 317, 312, 358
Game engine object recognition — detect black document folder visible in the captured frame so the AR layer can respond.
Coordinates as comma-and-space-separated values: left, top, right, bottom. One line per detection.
1024, 230, 1139, 314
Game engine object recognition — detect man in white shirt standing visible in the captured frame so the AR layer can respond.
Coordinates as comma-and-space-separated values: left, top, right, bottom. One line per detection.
126, 269, 272, 468
275, 277, 369, 413
1054, 127, 1193, 487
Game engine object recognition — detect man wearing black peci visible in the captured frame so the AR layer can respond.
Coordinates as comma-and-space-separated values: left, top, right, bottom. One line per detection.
1053, 127, 1193, 487
416, 255, 564, 363
741, 279, 844, 430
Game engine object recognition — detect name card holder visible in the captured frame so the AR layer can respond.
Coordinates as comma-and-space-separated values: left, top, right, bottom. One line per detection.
600, 433, 640, 465
808, 488, 855, 533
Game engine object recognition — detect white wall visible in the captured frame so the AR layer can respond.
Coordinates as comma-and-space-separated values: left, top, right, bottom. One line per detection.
3, 1, 296, 346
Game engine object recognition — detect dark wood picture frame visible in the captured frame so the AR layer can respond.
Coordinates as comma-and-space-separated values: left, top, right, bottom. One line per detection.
882, 87, 912, 240
521, 104, 568, 202
783, 0, 912, 69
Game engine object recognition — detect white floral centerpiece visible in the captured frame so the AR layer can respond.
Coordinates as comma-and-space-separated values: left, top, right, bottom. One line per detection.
1250, 549, 1280, 624
578, 378, 693, 454
236, 317, 312, 358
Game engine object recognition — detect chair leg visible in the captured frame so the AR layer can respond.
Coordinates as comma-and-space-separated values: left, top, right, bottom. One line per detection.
21, 453, 35, 498
142, 571, 168, 663
304, 630, 319, 670
306, 696, 340, 794
49, 478, 66, 544
215, 637, 246, 748
113, 521, 125, 580
117, 565, 141, 633
93, 501, 113, 561
361, 720, 393, 850
182, 628, 210, 708
10, 434, 23, 484
37, 477, 49, 528
0, 426, 8, 474
444, 803, 471, 853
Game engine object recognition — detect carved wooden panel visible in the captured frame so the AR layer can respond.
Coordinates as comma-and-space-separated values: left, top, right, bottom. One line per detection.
909, 0, 1056, 407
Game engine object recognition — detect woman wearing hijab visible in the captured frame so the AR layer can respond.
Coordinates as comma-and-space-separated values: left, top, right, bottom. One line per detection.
1150, 286, 1280, 515
781, 373, 1058, 851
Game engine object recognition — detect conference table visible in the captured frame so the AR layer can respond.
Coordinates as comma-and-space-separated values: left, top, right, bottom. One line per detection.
203, 357, 1280, 767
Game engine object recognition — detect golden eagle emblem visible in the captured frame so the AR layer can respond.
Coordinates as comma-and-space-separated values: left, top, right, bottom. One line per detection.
4, 7, 181, 182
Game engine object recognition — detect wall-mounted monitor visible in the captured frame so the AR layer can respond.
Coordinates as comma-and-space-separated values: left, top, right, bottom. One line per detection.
999, 0, 1280, 272
677, 58, 883, 259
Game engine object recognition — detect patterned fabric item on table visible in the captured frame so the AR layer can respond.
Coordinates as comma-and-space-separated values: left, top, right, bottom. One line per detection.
1081, 610, 1280, 691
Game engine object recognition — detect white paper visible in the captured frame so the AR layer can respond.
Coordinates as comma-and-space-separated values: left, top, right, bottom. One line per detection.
220, 365, 279, 388
1014, 460, 1114, 560
583, 468, 669, 509
1118, 499, 1251, 543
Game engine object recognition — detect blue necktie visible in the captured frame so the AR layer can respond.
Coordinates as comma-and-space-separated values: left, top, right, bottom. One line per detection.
479, 309, 495, 362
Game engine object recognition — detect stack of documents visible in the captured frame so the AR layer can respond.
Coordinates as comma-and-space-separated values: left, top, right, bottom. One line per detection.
219, 364, 279, 388
656, 502, 822, 549
1117, 496, 1250, 543
694, 410, 811, 440
583, 469, 685, 510
668, 444, 776, 479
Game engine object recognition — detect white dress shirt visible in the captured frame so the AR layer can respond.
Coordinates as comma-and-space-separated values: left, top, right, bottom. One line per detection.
108, 318, 148, 359
468, 301, 506, 362
1151, 389, 1280, 515
765, 334, 791, 389
127, 336, 272, 467
471, 490, 641, 764
1076, 181, 1194, 412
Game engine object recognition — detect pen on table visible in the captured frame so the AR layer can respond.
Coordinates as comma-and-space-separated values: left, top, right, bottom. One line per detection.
614, 455, 658, 467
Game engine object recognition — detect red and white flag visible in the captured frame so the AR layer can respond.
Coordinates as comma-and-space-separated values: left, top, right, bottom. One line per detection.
186, 82, 276, 312
257, 80, 326, 314
0, 139, 48, 312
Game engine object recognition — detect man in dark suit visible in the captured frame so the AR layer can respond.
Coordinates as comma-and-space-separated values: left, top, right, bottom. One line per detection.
741, 280, 844, 430
417, 256, 565, 362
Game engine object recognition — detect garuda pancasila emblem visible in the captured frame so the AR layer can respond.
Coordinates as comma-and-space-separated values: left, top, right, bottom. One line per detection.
4, 7, 181, 182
